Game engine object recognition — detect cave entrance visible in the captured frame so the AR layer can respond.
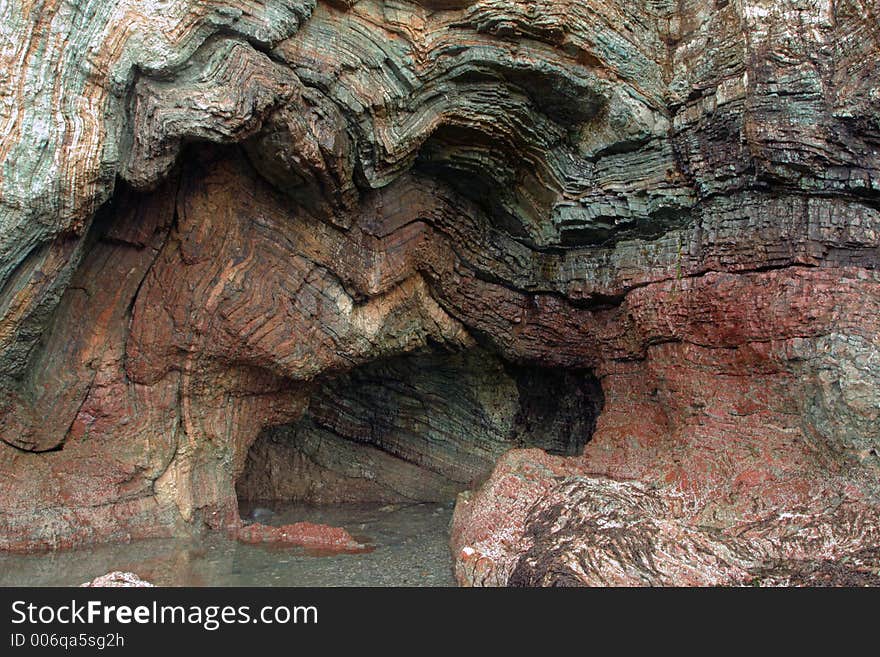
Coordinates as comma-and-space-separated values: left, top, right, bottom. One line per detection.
235, 345, 604, 511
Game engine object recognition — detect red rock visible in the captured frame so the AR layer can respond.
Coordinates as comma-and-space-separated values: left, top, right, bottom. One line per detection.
452, 454, 880, 587
236, 522, 367, 553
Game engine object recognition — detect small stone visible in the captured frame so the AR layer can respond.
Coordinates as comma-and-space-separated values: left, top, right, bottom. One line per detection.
81, 572, 154, 588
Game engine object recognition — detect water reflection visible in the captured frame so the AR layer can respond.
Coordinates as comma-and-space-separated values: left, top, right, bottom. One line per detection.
0, 503, 456, 587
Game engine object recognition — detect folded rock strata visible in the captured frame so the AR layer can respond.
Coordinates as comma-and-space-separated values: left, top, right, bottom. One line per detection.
1, 0, 879, 585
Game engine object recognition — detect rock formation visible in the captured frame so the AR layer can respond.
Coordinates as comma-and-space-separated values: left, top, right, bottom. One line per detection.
237, 520, 367, 552
1, 0, 879, 585
81, 572, 155, 588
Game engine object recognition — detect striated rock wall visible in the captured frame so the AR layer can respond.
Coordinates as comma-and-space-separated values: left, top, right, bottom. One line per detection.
1, 0, 879, 584
236, 347, 603, 504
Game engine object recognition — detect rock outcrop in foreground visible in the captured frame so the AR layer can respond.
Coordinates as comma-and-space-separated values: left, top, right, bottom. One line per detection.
81, 572, 155, 588
1, 0, 879, 585
237, 521, 367, 553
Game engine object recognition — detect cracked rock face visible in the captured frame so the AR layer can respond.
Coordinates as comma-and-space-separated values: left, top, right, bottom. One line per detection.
1, 0, 879, 585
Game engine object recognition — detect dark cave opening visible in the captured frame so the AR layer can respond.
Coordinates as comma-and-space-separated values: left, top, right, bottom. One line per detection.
235, 345, 604, 510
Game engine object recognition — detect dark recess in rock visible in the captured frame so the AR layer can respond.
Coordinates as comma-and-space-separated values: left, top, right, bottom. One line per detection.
236, 346, 604, 504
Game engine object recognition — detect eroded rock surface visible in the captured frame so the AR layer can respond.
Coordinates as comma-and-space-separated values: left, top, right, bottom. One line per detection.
1, 0, 879, 585
236, 347, 603, 504
236, 521, 367, 553
81, 572, 155, 588
451, 451, 880, 586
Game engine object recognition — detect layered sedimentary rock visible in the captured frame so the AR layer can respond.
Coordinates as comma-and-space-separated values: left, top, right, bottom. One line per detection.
1, 0, 879, 585
236, 347, 603, 503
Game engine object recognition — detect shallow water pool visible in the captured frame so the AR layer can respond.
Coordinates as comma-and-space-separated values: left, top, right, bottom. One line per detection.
0, 502, 456, 587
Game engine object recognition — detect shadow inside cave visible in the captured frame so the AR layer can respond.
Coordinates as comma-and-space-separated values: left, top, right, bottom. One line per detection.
235, 345, 604, 512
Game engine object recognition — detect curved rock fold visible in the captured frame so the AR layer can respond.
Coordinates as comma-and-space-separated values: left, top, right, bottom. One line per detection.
1, 0, 879, 585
